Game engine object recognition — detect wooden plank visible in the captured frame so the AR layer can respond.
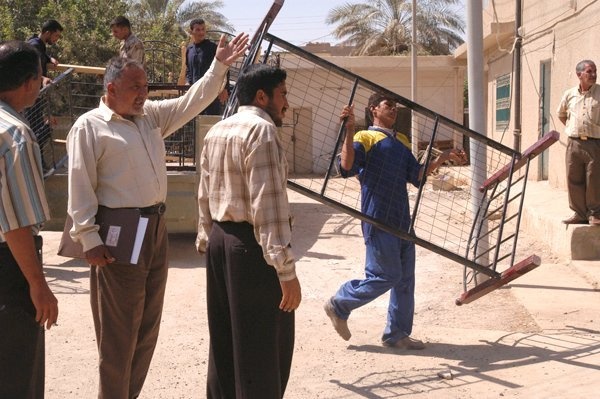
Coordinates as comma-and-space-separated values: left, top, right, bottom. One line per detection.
455, 254, 541, 305
480, 131, 559, 192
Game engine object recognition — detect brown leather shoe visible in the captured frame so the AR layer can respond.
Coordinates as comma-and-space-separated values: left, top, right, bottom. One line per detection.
382, 336, 425, 350
562, 214, 588, 224
589, 215, 600, 226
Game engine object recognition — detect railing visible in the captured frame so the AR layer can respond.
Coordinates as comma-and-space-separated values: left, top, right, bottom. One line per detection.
36, 34, 251, 176
143, 40, 181, 84
25, 68, 74, 177
39, 65, 199, 174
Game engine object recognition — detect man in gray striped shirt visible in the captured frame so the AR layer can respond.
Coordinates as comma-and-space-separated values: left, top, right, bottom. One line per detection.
0, 40, 59, 399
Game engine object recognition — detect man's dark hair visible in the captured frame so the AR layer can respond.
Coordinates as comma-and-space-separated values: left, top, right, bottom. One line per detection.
103, 56, 144, 91
236, 64, 287, 106
0, 41, 40, 93
189, 18, 206, 30
110, 16, 132, 29
41, 19, 63, 33
368, 92, 395, 109
366, 92, 398, 120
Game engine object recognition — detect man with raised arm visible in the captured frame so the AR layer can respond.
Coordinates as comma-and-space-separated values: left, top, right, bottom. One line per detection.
66, 33, 248, 399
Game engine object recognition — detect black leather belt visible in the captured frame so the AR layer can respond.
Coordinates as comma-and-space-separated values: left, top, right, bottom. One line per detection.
139, 202, 166, 215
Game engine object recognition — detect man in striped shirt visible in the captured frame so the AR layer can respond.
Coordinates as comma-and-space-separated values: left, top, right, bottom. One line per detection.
0, 40, 59, 399
197, 64, 302, 398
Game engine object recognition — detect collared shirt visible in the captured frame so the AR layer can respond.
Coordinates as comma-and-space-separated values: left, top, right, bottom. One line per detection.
67, 59, 228, 252
196, 106, 296, 281
186, 39, 217, 84
27, 35, 51, 77
0, 101, 50, 240
557, 83, 600, 138
186, 39, 229, 115
120, 33, 145, 64
369, 125, 411, 148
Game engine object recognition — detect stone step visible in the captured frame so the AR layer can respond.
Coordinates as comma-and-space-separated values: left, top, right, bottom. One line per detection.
520, 181, 600, 261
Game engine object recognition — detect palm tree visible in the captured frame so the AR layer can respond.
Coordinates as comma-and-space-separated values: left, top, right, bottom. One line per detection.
177, 0, 233, 33
129, 0, 233, 42
326, 0, 464, 56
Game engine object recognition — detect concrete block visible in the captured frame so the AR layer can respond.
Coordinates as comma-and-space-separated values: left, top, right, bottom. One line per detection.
518, 181, 600, 261
571, 226, 600, 260
431, 173, 459, 191
44, 172, 200, 234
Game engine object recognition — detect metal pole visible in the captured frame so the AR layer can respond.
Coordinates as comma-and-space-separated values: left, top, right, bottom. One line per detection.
411, 0, 419, 157
513, 0, 523, 152
467, 0, 489, 269
411, 0, 417, 103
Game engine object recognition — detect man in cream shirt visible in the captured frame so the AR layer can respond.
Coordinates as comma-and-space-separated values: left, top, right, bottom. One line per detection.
66, 33, 248, 399
557, 59, 600, 226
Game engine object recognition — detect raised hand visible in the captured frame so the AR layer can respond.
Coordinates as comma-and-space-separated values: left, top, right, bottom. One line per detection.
215, 32, 250, 66
445, 148, 468, 166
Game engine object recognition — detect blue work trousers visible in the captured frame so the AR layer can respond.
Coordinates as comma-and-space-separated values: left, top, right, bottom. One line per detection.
332, 227, 416, 344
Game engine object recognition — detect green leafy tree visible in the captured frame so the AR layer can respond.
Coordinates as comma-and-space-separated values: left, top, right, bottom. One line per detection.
326, 0, 464, 56
0, 0, 45, 41
36, 0, 129, 67
126, 0, 233, 83
128, 0, 233, 43
177, 0, 233, 34
1, 0, 233, 66
0, 0, 128, 66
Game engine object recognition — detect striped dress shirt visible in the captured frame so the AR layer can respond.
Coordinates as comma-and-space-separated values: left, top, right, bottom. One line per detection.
0, 101, 50, 239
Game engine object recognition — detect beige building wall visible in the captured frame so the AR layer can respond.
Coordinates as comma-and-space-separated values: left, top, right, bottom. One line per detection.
326, 55, 466, 123
460, 0, 600, 190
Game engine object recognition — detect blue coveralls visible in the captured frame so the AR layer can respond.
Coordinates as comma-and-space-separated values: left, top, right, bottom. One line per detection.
330, 127, 422, 344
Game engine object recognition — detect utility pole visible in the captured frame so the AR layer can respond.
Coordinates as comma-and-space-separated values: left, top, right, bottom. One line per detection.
467, 0, 489, 269
411, 0, 419, 157
513, 0, 523, 152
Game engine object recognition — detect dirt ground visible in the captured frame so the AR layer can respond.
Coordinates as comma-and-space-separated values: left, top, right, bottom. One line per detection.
41, 190, 599, 398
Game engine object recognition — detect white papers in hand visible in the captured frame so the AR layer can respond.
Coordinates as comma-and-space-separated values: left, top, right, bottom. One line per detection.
130, 217, 149, 264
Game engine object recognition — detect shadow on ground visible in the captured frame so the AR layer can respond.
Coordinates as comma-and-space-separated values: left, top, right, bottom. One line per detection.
333, 328, 600, 397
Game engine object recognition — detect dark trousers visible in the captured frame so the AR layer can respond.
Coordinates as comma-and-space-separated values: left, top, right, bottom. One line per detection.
90, 213, 168, 399
206, 222, 294, 399
566, 138, 600, 218
0, 241, 45, 399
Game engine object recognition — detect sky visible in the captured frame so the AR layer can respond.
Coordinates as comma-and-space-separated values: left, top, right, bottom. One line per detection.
215, 0, 468, 46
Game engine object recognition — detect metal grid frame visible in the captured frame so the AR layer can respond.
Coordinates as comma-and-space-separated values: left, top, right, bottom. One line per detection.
222, 33, 558, 295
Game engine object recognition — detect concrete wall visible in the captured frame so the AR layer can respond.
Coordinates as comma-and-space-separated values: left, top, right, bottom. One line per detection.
325, 55, 466, 123
474, 0, 600, 190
